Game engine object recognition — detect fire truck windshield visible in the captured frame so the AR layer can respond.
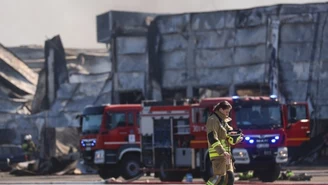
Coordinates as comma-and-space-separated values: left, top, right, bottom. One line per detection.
235, 104, 282, 129
81, 114, 103, 134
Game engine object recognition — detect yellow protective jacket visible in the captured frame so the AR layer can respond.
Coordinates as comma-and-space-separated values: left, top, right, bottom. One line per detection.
206, 111, 233, 160
22, 141, 37, 154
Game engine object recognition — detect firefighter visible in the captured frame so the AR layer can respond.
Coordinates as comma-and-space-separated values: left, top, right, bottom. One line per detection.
22, 134, 37, 160
205, 101, 243, 185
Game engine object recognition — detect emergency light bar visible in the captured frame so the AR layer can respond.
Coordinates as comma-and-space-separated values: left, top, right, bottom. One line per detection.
232, 96, 239, 99
232, 95, 278, 100
244, 135, 280, 144
81, 139, 96, 147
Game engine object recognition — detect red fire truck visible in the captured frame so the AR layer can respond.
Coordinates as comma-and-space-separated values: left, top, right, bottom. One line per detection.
139, 95, 311, 182
78, 95, 310, 182
77, 104, 143, 180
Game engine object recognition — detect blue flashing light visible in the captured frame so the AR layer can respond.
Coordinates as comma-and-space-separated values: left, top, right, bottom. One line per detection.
245, 136, 250, 141
270, 94, 277, 99
232, 96, 239, 99
275, 136, 279, 140
271, 139, 276, 143
249, 139, 254, 144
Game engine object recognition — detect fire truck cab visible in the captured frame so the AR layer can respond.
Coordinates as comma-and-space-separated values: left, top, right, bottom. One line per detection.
78, 104, 142, 180
192, 95, 311, 182
192, 96, 289, 182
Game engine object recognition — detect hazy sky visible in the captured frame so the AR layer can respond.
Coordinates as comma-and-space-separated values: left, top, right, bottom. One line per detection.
0, 0, 326, 49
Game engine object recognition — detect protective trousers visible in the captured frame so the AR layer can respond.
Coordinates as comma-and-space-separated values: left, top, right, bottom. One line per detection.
206, 158, 234, 185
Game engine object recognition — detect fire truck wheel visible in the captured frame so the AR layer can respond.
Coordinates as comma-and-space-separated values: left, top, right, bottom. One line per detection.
201, 157, 213, 182
257, 164, 281, 182
98, 167, 120, 180
120, 154, 142, 180
159, 160, 185, 182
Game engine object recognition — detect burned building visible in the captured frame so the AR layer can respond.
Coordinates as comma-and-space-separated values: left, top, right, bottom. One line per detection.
97, 2, 328, 134
0, 44, 39, 144
0, 36, 112, 162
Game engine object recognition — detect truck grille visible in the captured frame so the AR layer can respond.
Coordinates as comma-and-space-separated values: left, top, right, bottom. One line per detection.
81, 150, 94, 164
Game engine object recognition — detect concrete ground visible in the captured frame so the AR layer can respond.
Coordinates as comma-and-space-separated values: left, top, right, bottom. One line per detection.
0, 169, 328, 185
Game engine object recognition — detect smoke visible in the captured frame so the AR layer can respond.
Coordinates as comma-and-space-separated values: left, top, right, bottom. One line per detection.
0, 0, 326, 48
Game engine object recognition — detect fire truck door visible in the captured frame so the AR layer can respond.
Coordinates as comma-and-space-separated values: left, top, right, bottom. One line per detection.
104, 111, 129, 148
285, 104, 310, 147
126, 111, 139, 143
153, 118, 173, 168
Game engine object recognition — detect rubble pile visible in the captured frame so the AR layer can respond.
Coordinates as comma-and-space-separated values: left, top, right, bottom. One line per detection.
0, 36, 110, 175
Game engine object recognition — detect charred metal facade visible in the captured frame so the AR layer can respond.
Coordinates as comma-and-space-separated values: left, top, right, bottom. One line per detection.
96, 3, 328, 130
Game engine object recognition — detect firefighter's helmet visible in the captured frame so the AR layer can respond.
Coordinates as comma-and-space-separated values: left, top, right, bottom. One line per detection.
24, 134, 32, 141
226, 130, 243, 145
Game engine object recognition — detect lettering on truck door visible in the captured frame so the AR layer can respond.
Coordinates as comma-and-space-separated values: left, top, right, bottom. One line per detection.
285, 104, 310, 147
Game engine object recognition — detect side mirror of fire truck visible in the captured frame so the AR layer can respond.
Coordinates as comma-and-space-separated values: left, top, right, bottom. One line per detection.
287, 106, 297, 129
106, 112, 112, 129
288, 106, 297, 122
75, 114, 83, 128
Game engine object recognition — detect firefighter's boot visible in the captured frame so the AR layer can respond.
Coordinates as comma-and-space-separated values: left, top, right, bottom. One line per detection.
206, 175, 225, 185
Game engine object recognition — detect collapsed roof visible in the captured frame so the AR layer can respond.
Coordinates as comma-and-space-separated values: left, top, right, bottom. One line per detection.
0, 44, 39, 114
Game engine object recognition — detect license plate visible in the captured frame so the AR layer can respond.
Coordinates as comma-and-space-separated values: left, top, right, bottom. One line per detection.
256, 144, 269, 148
86, 147, 91, 151
264, 150, 272, 155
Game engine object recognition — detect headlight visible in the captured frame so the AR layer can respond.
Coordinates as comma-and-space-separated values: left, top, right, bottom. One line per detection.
94, 150, 105, 164
232, 148, 250, 164
276, 147, 288, 163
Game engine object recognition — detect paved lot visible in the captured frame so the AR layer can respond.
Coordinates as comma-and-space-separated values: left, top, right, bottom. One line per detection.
0, 170, 328, 185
